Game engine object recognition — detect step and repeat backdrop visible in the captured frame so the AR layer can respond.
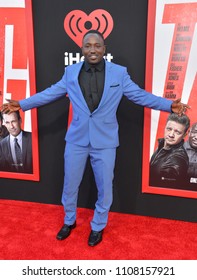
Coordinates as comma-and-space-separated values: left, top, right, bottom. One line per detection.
0, 0, 197, 219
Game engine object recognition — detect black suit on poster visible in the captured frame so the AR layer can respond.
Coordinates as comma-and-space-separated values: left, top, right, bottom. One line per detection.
0, 131, 33, 174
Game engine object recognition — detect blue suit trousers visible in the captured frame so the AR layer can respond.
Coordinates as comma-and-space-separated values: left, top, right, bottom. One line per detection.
61, 142, 116, 231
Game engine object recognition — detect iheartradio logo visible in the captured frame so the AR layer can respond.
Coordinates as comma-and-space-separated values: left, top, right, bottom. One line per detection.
64, 9, 114, 47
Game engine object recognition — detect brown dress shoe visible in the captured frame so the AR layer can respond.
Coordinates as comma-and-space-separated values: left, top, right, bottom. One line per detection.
56, 222, 76, 240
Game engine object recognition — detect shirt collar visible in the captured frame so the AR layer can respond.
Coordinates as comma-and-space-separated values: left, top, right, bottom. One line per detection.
84, 59, 105, 72
158, 138, 185, 150
10, 131, 22, 142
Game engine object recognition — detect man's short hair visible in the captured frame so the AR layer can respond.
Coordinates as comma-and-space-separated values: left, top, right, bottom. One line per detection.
166, 113, 190, 133
83, 29, 105, 44
190, 122, 197, 132
2, 110, 21, 121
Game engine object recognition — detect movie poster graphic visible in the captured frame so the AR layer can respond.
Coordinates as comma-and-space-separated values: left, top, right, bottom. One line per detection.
0, 0, 39, 181
142, 0, 197, 198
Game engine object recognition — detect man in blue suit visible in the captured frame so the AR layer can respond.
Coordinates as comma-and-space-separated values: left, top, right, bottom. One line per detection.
1, 30, 189, 246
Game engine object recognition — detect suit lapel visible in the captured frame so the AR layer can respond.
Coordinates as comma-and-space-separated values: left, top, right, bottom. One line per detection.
71, 61, 113, 113
95, 61, 113, 110
22, 131, 27, 162
73, 62, 91, 113
6, 136, 14, 163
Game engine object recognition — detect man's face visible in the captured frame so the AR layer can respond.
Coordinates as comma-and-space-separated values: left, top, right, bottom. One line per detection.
164, 120, 186, 149
189, 124, 197, 149
3, 113, 21, 137
81, 33, 106, 65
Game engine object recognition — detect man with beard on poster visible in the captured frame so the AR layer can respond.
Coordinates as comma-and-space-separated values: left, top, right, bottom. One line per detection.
184, 122, 197, 185
1, 30, 190, 246
149, 113, 190, 189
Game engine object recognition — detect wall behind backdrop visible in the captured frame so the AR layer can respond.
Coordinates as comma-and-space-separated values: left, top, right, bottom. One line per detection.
1, 0, 197, 222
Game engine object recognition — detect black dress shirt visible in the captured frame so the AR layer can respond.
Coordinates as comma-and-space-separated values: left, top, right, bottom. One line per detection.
79, 59, 105, 112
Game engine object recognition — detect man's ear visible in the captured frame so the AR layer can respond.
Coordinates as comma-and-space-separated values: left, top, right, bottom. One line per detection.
104, 45, 106, 54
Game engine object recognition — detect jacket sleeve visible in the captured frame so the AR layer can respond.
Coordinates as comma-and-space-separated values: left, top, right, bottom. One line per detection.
122, 67, 173, 112
19, 68, 68, 111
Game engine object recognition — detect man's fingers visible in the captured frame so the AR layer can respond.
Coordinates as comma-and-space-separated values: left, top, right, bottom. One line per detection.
175, 98, 181, 103
2, 108, 10, 114
1, 99, 21, 114
184, 104, 191, 109
1, 103, 12, 114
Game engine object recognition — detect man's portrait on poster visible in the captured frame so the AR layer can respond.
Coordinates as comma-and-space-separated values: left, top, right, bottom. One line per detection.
142, 0, 197, 199
184, 122, 197, 188
0, 111, 33, 174
149, 113, 190, 189
0, 0, 39, 180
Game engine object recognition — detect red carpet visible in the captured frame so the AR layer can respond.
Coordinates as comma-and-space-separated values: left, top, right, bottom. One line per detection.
0, 199, 197, 260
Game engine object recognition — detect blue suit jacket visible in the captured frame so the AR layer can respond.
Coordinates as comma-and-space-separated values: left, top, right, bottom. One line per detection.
20, 61, 172, 148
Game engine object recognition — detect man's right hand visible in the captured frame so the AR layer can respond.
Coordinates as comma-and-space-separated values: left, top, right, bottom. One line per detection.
1, 99, 21, 114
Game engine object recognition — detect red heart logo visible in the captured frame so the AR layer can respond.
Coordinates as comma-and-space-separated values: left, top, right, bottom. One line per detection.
64, 9, 114, 47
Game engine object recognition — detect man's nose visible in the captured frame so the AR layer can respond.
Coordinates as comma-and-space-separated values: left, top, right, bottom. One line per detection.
169, 131, 175, 137
89, 46, 96, 52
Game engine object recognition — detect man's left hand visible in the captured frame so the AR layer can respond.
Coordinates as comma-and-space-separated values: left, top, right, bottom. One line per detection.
171, 98, 190, 116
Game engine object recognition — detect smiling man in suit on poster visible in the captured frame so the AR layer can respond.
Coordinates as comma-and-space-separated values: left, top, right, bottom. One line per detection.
1, 30, 189, 246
